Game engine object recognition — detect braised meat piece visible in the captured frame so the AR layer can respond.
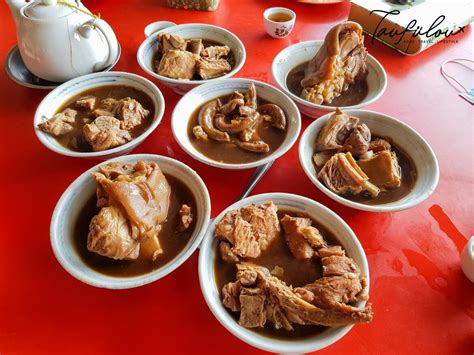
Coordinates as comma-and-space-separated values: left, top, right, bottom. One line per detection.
313, 151, 333, 169
38, 109, 77, 137
92, 98, 119, 117
369, 138, 391, 153
301, 22, 368, 104
187, 38, 203, 55
281, 215, 314, 260
115, 97, 150, 131
214, 202, 280, 258
318, 245, 345, 258
316, 108, 359, 151
177, 204, 193, 232
239, 287, 267, 328
322, 254, 361, 277
76, 96, 97, 111
318, 152, 380, 197
90, 161, 171, 260
192, 125, 208, 141
157, 33, 188, 53
83, 116, 132, 151
219, 241, 240, 263
342, 123, 371, 156
197, 58, 231, 80
201, 45, 230, 59
357, 150, 402, 189
222, 281, 241, 312
157, 50, 198, 80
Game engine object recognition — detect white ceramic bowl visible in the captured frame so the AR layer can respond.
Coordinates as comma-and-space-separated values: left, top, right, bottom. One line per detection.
272, 40, 387, 118
34, 72, 165, 160
137, 23, 246, 95
171, 78, 301, 169
299, 110, 439, 212
50, 154, 211, 289
199, 192, 370, 353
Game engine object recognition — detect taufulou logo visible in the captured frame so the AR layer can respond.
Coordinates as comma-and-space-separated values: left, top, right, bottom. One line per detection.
369, 9, 466, 51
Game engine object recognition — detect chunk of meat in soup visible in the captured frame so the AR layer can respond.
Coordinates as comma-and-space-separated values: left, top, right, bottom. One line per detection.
83, 116, 132, 151
158, 50, 198, 80
342, 123, 371, 156
197, 58, 231, 80
115, 98, 150, 131
316, 108, 359, 151
356, 150, 402, 189
177, 204, 193, 232
38, 108, 77, 137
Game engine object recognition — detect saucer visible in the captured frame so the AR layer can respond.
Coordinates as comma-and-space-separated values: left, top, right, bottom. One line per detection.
4, 43, 122, 90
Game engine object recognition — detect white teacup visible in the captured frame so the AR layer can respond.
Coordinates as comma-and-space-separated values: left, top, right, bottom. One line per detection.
263, 7, 296, 39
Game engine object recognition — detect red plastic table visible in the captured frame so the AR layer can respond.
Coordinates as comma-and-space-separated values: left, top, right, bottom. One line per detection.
1, 1, 473, 353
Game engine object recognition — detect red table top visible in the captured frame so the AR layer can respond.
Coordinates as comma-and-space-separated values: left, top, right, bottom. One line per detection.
1, 1, 473, 354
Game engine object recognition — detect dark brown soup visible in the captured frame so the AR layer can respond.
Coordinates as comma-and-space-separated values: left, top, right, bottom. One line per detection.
268, 12, 293, 22
55, 85, 155, 152
73, 174, 196, 277
153, 39, 235, 80
187, 95, 287, 164
214, 209, 342, 339
341, 140, 417, 205
286, 61, 368, 107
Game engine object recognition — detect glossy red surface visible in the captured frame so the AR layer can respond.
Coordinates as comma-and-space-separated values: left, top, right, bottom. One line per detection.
0, 1, 472, 353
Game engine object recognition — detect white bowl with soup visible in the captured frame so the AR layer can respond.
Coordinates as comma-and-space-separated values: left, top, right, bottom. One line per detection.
50, 154, 211, 289
272, 40, 387, 118
171, 78, 301, 169
137, 23, 246, 95
34, 72, 165, 160
199, 193, 372, 353
299, 109, 439, 212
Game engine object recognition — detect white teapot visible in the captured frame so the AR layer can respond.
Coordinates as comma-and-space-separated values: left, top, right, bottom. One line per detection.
7, 0, 119, 82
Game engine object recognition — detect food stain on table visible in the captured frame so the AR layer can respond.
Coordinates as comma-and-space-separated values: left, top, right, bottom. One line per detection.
428, 204, 467, 254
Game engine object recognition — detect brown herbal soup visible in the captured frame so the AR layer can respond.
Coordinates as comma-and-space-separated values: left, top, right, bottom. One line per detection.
214, 209, 342, 339
268, 12, 293, 22
286, 61, 369, 107
153, 39, 235, 80
187, 95, 287, 164
55, 85, 155, 152
73, 174, 196, 277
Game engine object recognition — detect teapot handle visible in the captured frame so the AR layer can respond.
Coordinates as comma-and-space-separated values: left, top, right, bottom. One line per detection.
92, 19, 119, 70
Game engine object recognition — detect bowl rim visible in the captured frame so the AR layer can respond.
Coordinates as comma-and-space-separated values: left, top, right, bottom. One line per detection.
171, 78, 302, 170
198, 192, 369, 353
271, 40, 388, 114
33, 71, 165, 158
137, 23, 247, 86
50, 153, 211, 289
298, 109, 440, 212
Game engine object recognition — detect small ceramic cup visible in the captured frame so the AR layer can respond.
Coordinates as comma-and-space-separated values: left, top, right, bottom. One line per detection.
263, 7, 296, 39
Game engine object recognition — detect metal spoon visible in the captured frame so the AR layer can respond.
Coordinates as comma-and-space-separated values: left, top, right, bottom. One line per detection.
233, 160, 274, 202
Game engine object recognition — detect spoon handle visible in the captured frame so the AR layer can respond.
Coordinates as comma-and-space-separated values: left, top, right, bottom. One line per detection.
234, 160, 274, 202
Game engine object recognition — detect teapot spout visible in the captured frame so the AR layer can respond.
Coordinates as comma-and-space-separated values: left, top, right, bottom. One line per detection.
6, 0, 27, 26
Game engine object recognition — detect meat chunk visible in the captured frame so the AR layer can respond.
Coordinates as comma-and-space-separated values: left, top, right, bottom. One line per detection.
187, 38, 203, 55
222, 281, 241, 312
219, 241, 240, 263
201, 45, 230, 59
83, 116, 132, 151
177, 204, 193, 232
87, 205, 139, 260
322, 255, 360, 277
214, 202, 280, 258
115, 98, 150, 131
318, 245, 345, 258
281, 215, 314, 260
197, 58, 231, 80
76, 96, 97, 111
301, 22, 368, 104
158, 50, 198, 80
369, 138, 391, 153
239, 287, 267, 328
157, 33, 188, 53
92, 161, 171, 260
192, 125, 208, 141
258, 104, 286, 130
38, 109, 77, 137
313, 151, 333, 169
318, 152, 380, 197
342, 123, 371, 156
356, 150, 402, 189
316, 108, 359, 151
93, 98, 119, 117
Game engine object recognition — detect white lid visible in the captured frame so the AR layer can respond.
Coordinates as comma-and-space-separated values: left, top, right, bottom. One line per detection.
24, 0, 76, 20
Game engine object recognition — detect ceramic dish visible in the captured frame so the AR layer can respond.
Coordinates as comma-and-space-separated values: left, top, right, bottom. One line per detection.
199, 192, 370, 353
272, 40, 387, 118
50, 154, 211, 289
137, 23, 246, 95
171, 78, 301, 169
299, 110, 439, 212
34, 71, 164, 159
5, 44, 122, 90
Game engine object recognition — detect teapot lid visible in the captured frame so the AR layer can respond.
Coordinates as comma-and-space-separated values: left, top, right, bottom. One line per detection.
24, 0, 77, 20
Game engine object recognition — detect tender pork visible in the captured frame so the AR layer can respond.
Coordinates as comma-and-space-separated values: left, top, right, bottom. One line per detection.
115, 98, 150, 131
318, 152, 380, 197
369, 138, 391, 153
223, 263, 373, 329
187, 39, 203, 55
342, 123, 371, 156
219, 241, 240, 263
201, 45, 230, 59
83, 116, 132, 151
90, 161, 171, 260
157, 33, 188, 53
222, 281, 241, 312
356, 150, 402, 189
192, 125, 208, 141
92, 98, 119, 117
214, 202, 280, 258
76, 95, 97, 111
322, 254, 360, 277
281, 215, 327, 259
38, 109, 77, 137
177, 204, 193, 232
313, 151, 333, 169
316, 108, 359, 151
158, 49, 198, 80
197, 58, 232, 80
301, 22, 368, 104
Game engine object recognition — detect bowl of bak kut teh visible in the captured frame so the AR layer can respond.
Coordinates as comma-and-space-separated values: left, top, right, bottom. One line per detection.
50, 154, 211, 289
137, 23, 246, 95
272, 21, 387, 118
199, 193, 373, 353
299, 108, 439, 212
34, 72, 165, 160
171, 78, 301, 169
